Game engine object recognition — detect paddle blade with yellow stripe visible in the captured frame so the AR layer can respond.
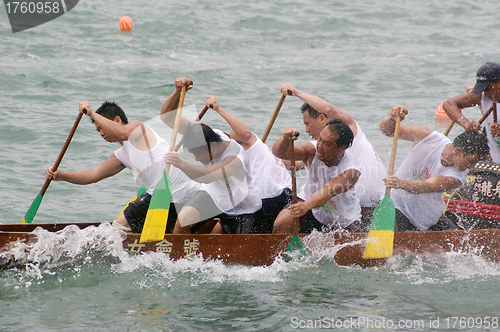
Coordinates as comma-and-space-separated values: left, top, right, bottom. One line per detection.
363, 195, 395, 259
139, 172, 172, 243
22, 193, 44, 224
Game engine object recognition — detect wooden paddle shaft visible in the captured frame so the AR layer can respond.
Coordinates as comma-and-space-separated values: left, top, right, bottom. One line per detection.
261, 92, 290, 144
290, 134, 299, 235
385, 115, 401, 196
444, 104, 496, 136
41, 110, 86, 195
166, 86, 187, 173
443, 120, 455, 137
173, 105, 209, 152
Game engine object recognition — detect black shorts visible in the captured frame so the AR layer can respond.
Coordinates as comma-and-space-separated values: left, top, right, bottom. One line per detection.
123, 192, 180, 233
253, 188, 292, 234
184, 190, 256, 234
219, 213, 256, 234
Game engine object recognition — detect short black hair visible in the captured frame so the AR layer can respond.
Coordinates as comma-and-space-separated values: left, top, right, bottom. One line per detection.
93, 101, 128, 124
325, 119, 354, 149
453, 130, 489, 158
300, 97, 331, 120
183, 122, 222, 153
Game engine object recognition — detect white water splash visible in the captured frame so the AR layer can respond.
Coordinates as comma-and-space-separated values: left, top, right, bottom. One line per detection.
0, 223, 126, 268
3, 224, 500, 288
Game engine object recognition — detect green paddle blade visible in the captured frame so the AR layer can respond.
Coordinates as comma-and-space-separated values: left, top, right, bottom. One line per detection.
139, 172, 172, 243
22, 192, 43, 224
285, 235, 307, 262
363, 195, 395, 258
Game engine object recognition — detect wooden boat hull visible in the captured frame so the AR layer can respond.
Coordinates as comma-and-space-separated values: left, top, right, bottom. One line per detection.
1, 223, 500, 268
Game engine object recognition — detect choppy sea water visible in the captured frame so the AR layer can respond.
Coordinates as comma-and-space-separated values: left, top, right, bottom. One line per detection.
1, 0, 500, 331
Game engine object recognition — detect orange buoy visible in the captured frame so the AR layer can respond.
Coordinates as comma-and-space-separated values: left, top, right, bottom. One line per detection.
119, 16, 133, 31
435, 103, 450, 120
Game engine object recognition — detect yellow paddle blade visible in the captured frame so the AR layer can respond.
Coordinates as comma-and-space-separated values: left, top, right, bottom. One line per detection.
139, 208, 170, 243
363, 230, 394, 258
363, 195, 395, 259
139, 172, 172, 243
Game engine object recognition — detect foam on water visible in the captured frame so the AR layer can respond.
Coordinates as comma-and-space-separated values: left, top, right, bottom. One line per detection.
4, 224, 500, 290
0, 224, 321, 288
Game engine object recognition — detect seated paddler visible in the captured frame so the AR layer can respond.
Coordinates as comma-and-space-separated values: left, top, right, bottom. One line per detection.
272, 119, 362, 233
160, 77, 261, 234
45, 101, 200, 233
205, 95, 292, 234
380, 106, 490, 231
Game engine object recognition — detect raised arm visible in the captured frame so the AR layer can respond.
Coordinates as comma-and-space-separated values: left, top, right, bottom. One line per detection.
206, 95, 255, 149
272, 127, 315, 165
443, 93, 482, 131
380, 106, 432, 145
280, 82, 357, 134
80, 101, 142, 142
160, 77, 194, 135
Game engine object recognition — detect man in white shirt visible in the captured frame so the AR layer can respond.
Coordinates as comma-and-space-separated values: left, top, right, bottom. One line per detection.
272, 119, 362, 233
161, 78, 262, 234
443, 61, 500, 163
205, 95, 292, 233
278, 83, 386, 231
45, 101, 200, 233
380, 106, 489, 231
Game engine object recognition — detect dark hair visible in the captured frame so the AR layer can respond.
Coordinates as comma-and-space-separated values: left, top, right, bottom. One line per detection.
453, 130, 489, 158
93, 101, 128, 124
184, 122, 222, 153
300, 102, 325, 119
325, 119, 354, 149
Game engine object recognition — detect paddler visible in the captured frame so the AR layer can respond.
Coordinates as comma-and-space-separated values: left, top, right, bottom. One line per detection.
380, 106, 489, 231
161, 77, 262, 234
45, 101, 200, 233
278, 83, 386, 231
205, 95, 292, 233
272, 119, 362, 233
443, 61, 500, 162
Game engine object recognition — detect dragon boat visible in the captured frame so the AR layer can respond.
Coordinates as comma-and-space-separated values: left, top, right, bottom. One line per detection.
2, 162, 500, 269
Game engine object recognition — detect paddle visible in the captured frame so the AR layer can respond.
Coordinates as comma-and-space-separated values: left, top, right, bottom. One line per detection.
261, 92, 290, 144
119, 105, 208, 217
173, 105, 209, 152
139, 85, 187, 242
443, 104, 496, 137
116, 105, 209, 219
443, 121, 455, 137
285, 133, 307, 261
22, 110, 85, 224
363, 114, 401, 259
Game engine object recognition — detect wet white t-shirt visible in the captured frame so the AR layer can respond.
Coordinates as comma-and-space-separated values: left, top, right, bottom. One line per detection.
390, 131, 467, 230
114, 124, 200, 203
245, 133, 291, 199
200, 130, 262, 215
298, 149, 361, 228
480, 95, 500, 163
